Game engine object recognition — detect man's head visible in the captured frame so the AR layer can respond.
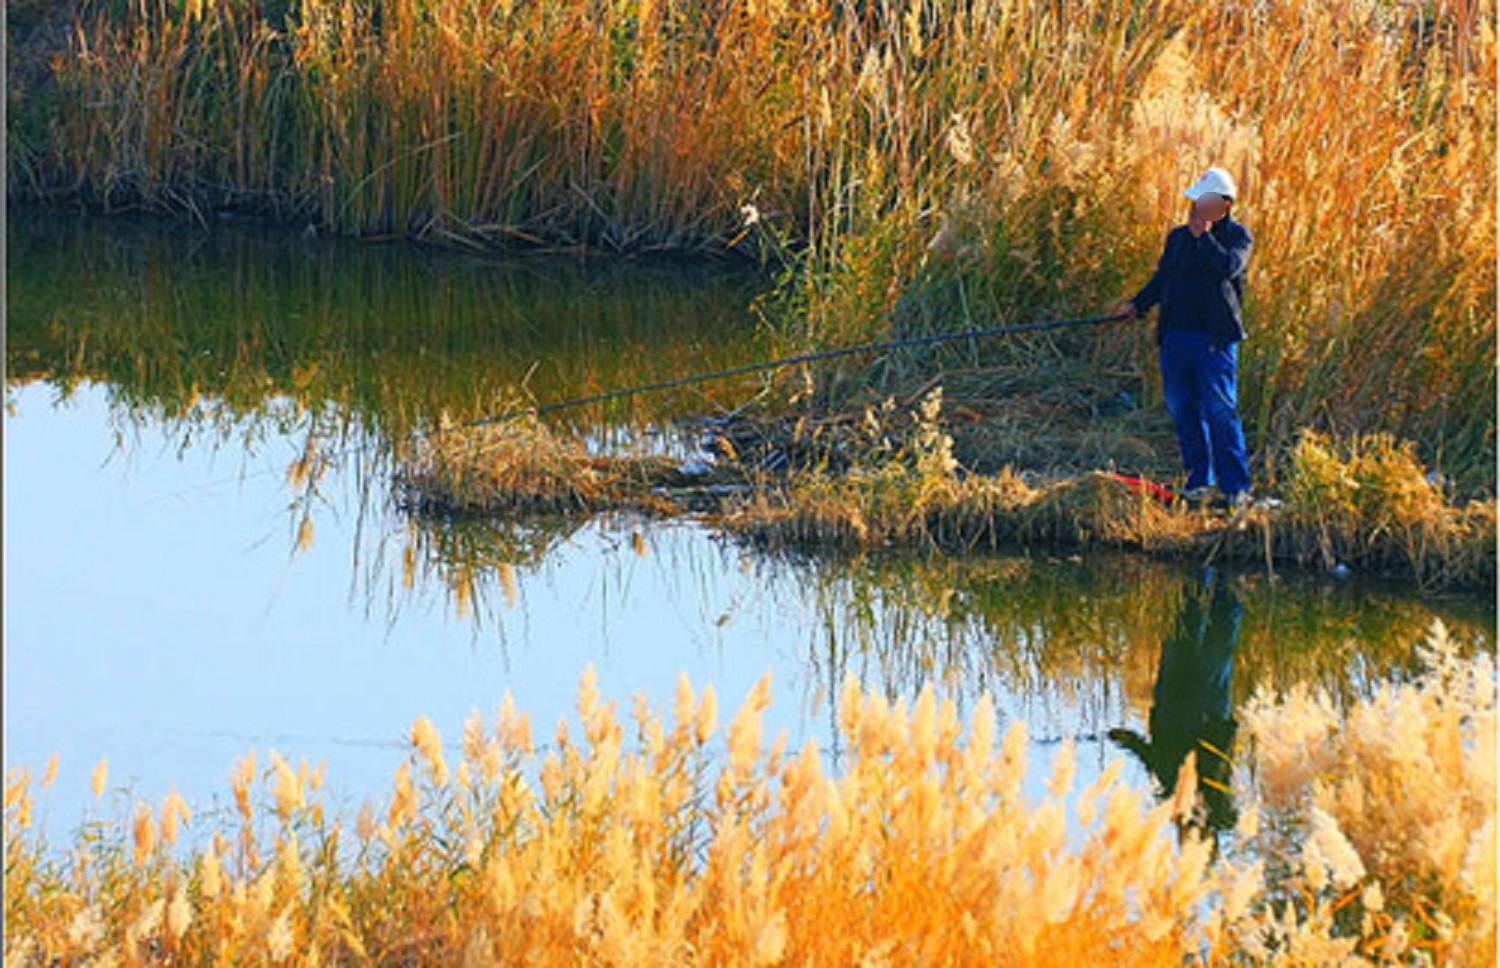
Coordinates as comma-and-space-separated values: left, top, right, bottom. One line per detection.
1193, 191, 1231, 222
1184, 167, 1237, 221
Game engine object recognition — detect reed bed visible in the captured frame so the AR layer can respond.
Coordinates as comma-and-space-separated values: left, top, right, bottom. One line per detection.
394, 388, 1493, 589
12, 0, 1496, 487
724, 455, 1495, 591
395, 410, 692, 516
721, 390, 1496, 590
4, 622, 1492, 965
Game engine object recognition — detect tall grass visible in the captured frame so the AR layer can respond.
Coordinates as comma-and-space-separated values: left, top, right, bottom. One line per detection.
11, 0, 788, 251
1237, 621, 1497, 964
10, 0, 1495, 483
4, 622, 1492, 964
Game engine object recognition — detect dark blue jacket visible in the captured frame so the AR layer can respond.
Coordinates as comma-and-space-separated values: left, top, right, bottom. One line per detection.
1129, 213, 1252, 346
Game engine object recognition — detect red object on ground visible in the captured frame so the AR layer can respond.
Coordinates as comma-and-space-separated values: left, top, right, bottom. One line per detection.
1107, 472, 1177, 506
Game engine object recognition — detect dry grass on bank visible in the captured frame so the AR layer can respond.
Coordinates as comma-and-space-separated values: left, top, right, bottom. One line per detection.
396, 390, 1493, 590
5, 623, 1493, 965
724, 442, 1495, 592
394, 411, 698, 516
1274, 431, 1497, 590
718, 391, 1494, 590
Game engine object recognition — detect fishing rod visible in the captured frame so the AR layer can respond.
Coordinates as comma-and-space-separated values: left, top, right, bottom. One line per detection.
455, 308, 1131, 431
145, 307, 1132, 502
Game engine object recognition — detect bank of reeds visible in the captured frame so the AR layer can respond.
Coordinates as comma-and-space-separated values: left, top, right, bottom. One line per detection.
1236, 622, 1497, 965
11, 0, 1496, 487
724, 392, 1495, 590
4, 622, 1492, 964
398, 387, 1491, 589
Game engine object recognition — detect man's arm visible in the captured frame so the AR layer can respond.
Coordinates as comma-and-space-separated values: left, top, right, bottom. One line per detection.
1191, 223, 1252, 280
1128, 231, 1173, 315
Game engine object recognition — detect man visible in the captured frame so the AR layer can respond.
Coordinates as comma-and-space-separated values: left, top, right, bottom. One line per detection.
1113, 167, 1253, 507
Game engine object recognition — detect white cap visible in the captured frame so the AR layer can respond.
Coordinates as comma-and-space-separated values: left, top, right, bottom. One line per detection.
1183, 167, 1238, 201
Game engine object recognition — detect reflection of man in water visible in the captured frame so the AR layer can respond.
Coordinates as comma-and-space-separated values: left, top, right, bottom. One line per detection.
1108, 569, 1242, 842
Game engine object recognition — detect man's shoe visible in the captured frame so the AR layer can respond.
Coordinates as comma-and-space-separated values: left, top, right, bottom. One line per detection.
1180, 485, 1216, 504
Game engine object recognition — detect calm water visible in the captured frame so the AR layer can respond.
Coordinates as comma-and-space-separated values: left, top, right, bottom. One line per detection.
6, 209, 1493, 847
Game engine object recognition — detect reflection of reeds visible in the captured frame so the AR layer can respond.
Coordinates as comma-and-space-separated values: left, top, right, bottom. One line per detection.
14, 0, 1494, 485
378, 504, 1489, 724
6, 209, 768, 441
5, 625, 1492, 964
785, 550, 1490, 719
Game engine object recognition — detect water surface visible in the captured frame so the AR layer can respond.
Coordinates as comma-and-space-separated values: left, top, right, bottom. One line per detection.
6, 209, 1493, 847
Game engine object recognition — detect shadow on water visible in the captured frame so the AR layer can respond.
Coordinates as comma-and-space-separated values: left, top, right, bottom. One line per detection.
1109, 568, 1243, 850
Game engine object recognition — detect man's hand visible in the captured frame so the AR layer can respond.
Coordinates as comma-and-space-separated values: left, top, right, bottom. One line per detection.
1187, 212, 1210, 237
1109, 299, 1138, 320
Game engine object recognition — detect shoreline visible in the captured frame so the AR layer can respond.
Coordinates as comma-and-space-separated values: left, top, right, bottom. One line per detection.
397, 406, 1496, 595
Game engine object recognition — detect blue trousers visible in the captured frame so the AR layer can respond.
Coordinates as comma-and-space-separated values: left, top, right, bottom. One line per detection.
1159, 328, 1250, 495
